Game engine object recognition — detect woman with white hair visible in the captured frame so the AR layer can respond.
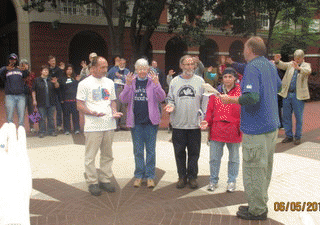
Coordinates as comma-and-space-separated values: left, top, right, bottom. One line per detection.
119, 58, 166, 188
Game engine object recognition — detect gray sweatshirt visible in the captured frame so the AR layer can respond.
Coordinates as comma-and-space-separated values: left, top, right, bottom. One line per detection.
167, 74, 206, 129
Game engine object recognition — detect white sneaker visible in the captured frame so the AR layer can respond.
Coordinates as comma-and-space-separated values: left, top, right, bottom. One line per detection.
227, 182, 236, 192
207, 182, 218, 191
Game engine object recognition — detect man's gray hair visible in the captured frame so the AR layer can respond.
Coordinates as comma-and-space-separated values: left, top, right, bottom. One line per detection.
179, 55, 193, 65
20, 59, 28, 65
294, 49, 305, 58
135, 58, 149, 69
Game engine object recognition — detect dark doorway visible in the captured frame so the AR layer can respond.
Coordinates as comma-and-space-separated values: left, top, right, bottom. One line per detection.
0, 0, 18, 88
165, 37, 187, 76
69, 31, 107, 74
229, 40, 245, 63
199, 39, 219, 67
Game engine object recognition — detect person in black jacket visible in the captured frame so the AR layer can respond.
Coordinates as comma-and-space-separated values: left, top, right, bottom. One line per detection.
32, 65, 59, 138
59, 64, 81, 135
48, 55, 64, 132
0, 53, 29, 126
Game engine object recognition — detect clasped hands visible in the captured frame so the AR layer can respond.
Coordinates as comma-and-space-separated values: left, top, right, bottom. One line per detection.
0, 123, 32, 225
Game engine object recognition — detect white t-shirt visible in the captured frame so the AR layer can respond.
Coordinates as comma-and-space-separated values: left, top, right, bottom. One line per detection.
76, 76, 117, 132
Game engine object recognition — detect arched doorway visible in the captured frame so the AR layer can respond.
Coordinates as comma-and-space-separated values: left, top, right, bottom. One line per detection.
229, 40, 245, 63
69, 31, 107, 74
165, 37, 187, 76
199, 39, 219, 67
0, 0, 18, 81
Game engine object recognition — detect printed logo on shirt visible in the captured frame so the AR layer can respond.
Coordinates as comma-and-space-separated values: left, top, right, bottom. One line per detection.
6, 70, 23, 77
102, 88, 110, 100
66, 78, 73, 84
134, 87, 148, 101
92, 87, 110, 101
177, 85, 196, 98
246, 84, 252, 89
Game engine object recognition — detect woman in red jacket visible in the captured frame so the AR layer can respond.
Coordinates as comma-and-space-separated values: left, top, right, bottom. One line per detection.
201, 67, 241, 192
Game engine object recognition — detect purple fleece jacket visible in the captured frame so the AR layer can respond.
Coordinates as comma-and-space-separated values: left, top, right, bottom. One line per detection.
119, 77, 166, 128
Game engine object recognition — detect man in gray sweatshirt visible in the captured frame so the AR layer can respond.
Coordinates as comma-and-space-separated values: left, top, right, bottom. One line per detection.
165, 55, 206, 189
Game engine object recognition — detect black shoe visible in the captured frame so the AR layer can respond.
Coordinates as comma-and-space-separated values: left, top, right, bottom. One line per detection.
238, 205, 249, 212
236, 209, 267, 220
88, 184, 101, 196
50, 132, 58, 136
238, 206, 268, 213
281, 137, 293, 143
294, 138, 301, 145
39, 133, 45, 138
176, 178, 187, 189
189, 178, 198, 189
99, 182, 116, 193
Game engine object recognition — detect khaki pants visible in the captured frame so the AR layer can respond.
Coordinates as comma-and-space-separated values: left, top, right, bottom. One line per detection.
84, 130, 114, 185
242, 129, 278, 215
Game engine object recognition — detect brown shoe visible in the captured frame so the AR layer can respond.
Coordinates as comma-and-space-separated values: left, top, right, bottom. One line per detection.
294, 139, 301, 145
133, 178, 142, 188
147, 179, 155, 188
189, 178, 198, 189
176, 178, 187, 189
281, 137, 293, 143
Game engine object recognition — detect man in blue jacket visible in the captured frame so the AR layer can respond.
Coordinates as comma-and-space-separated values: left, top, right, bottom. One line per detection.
221, 36, 281, 220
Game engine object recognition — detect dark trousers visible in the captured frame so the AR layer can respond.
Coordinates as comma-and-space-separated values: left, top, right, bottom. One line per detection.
26, 93, 34, 129
55, 96, 63, 127
38, 106, 55, 134
172, 128, 201, 180
63, 101, 80, 132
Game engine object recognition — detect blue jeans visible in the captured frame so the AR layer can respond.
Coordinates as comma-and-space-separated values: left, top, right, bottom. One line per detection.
5, 94, 26, 126
209, 141, 240, 184
131, 124, 158, 179
38, 106, 56, 134
283, 92, 305, 139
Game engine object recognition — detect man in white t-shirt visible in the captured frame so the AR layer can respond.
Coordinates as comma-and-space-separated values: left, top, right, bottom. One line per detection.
77, 56, 122, 196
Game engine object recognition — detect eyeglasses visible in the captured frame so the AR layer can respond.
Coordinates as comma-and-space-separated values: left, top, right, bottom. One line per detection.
182, 63, 195, 66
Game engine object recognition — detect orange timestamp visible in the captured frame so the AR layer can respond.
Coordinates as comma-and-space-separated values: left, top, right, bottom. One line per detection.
274, 202, 320, 212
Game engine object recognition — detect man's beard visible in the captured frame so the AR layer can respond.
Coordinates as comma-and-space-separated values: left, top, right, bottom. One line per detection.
184, 69, 194, 76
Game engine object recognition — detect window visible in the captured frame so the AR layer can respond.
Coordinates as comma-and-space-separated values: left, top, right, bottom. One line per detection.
58, 0, 103, 17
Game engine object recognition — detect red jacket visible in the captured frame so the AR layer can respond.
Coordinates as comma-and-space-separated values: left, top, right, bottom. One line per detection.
205, 84, 242, 143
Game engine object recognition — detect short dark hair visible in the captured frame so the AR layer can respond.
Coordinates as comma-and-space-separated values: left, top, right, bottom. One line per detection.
245, 36, 266, 56
222, 67, 238, 79
91, 56, 104, 67
48, 55, 56, 61
41, 65, 49, 72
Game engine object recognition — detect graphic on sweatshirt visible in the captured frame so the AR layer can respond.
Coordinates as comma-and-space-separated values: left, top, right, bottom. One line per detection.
178, 85, 196, 98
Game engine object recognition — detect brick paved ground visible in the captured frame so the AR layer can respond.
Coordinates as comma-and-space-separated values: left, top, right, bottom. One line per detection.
1, 90, 320, 224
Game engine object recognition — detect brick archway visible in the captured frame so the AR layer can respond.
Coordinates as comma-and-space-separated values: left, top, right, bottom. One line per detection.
229, 40, 245, 63
69, 30, 108, 74
165, 37, 187, 76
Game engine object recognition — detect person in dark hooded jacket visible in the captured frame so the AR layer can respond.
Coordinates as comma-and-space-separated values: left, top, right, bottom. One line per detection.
0, 53, 29, 126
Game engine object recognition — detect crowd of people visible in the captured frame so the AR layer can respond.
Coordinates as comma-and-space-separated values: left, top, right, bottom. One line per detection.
0, 35, 312, 221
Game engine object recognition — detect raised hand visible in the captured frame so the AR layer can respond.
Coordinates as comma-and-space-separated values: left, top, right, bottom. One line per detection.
274, 54, 281, 63
292, 61, 300, 70
0, 123, 32, 225
226, 57, 234, 65
81, 61, 87, 68
125, 72, 135, 86
148, 70, 159, 84
168, 69, 175, 76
